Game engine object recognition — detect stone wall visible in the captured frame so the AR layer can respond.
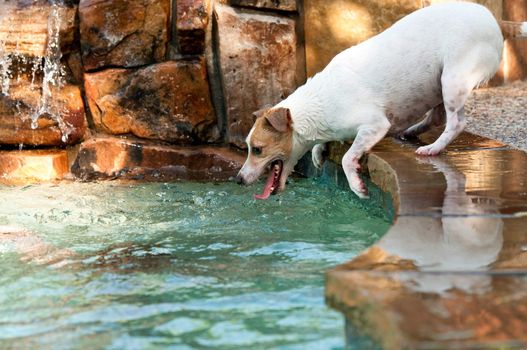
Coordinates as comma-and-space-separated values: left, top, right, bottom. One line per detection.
0, 0, 525, 183
0, 0, 304, 182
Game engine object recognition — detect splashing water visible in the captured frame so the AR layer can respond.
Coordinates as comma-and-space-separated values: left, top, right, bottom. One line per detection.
0, 3, 11, 96
0, 40, 12, 96
0, 0, 68, 140
0, 180, 391, 349
31, 1, 66, 134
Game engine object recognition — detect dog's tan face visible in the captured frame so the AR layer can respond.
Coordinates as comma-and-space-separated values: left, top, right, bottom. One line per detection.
236, 107, 294, 199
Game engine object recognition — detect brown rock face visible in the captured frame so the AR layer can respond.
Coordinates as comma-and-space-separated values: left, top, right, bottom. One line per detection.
72, 136, 245, 181
84, 59, 217, 144
0, 150, 69, 184
214, 4, 298, 148
220, 0, 297, 12
0, 79, 87, 146
79, 0, 169, 71
0, 1, 77, 57
176, 0, 211, 55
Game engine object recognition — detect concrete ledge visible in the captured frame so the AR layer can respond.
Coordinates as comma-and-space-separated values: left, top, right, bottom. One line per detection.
325, 130, 527, 349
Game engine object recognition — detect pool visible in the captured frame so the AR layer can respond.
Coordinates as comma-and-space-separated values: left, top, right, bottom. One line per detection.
0, 178, 390, 349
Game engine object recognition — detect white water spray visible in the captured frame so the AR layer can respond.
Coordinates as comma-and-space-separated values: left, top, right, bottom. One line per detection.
0, 0, 69, 141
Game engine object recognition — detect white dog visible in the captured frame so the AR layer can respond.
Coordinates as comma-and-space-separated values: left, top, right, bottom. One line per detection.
236, 2, 527, 199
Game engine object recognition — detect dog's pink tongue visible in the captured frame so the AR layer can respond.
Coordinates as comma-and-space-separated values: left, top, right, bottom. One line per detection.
254, 170, 276, 200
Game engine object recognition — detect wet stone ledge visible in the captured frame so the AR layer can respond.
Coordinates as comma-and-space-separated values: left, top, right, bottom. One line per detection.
325, 130, 527, 349
71, 136, 245, 182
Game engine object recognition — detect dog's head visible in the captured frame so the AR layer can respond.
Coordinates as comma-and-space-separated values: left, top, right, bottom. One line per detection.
236, 106, 296, 199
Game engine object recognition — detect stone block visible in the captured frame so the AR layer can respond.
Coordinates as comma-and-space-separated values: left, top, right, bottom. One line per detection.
84, 59, 217, 144
71, 136, 245, 181
0, 80, 87, 146
0, 1, 77, 57
79, 0, 169, 71
220, 0, 297, 12
305, 0, 421, 77
0, 150, 69, 184
214, 4, 298, 148
176, 0, 211, 55
502, 0, 527, 82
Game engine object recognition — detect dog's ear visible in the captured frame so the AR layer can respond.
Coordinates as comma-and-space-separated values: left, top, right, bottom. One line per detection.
252, 104, 272, 121
265, 107, 291, 133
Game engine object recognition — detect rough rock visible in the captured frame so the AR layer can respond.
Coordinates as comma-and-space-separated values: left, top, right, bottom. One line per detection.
220, 0, 297, 12
176, 0, 211, 55
214, 4, 298, 148
71, 136, 245, 181
0, 150, 69, 184
0, 79, 87, 146
79, 0, 169, 71
0, 1, 77, 57
84, 59, 217, 144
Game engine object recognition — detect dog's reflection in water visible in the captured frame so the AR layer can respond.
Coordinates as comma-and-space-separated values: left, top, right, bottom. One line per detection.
375, 156, 503, 294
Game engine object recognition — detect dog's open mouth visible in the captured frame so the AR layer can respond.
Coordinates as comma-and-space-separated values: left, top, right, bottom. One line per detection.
254, 160, 283, 200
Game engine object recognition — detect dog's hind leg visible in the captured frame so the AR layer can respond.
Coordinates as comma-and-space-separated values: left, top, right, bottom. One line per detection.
416, 45, 499, 156
311, 143, 327, 169
415, 78, 469, 156
402, 104, 445, 139
343, 118, 391, 198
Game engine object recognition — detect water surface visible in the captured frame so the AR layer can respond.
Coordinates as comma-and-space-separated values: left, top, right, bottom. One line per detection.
0, 179, 390, 349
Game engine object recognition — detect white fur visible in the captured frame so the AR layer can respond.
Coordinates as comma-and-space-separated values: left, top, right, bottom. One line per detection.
275, 2, 505, 197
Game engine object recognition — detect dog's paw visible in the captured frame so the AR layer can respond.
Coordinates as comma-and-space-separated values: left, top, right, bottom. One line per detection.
416, 144, 442, 156
311, 144, 327, 169
349, 179, 369, 199
353, 188, 370, 199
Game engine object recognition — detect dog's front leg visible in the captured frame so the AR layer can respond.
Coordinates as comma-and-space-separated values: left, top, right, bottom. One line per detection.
342, 120, 390, 198
311, 143, 327, 169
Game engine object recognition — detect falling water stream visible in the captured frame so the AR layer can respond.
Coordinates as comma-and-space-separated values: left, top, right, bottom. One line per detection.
0, 0, 68, 141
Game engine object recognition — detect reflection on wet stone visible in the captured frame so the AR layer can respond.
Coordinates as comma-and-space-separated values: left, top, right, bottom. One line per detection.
326, 131, 527, 349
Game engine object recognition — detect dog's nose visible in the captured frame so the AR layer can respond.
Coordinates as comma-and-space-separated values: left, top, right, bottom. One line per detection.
235, 173, 245, 185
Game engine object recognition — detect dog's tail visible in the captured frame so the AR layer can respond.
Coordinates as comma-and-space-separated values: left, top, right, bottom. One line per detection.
500, 21, 527, 39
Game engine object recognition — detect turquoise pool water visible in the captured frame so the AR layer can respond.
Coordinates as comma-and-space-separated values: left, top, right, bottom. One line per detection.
0, 179, 390, 349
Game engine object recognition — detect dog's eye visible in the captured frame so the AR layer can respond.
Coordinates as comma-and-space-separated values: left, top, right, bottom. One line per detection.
252, 147, 262, 155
